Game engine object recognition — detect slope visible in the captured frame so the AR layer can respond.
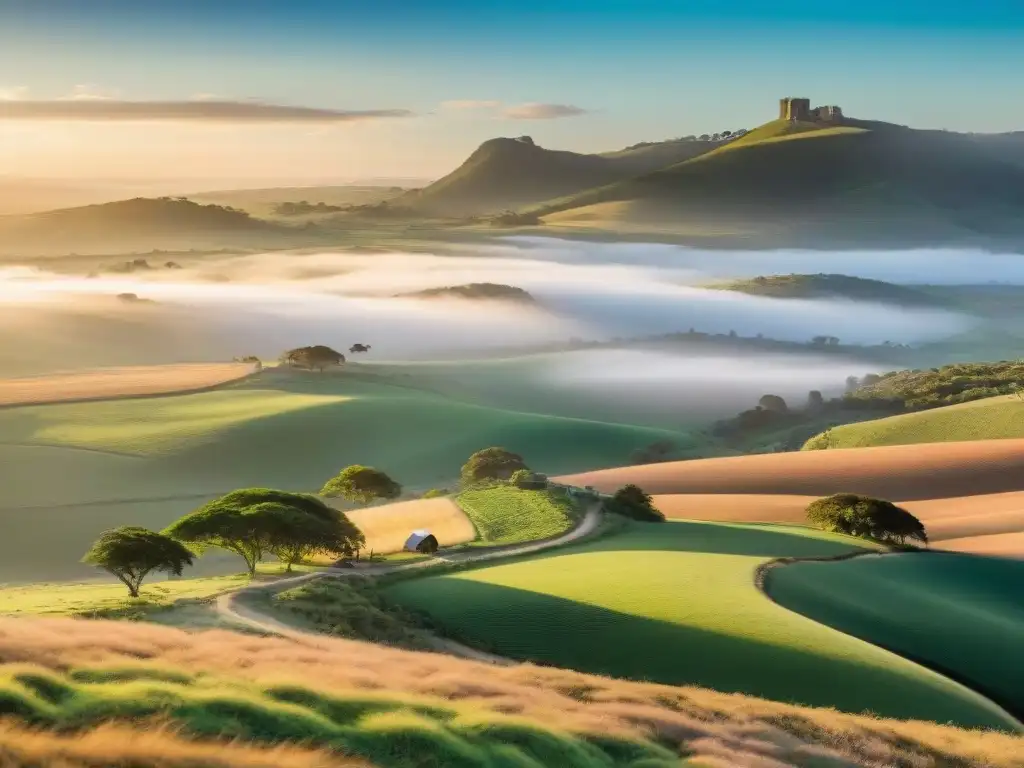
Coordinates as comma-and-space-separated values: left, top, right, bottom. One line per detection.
384, 520, 1017, 728
709, 273, 948, 307
804, 394, 1024, 449
531, 119, 1024, 242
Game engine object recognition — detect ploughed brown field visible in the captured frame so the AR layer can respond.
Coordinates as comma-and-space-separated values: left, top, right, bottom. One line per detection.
558, 441, 1024, 558
0, 363, 254, 407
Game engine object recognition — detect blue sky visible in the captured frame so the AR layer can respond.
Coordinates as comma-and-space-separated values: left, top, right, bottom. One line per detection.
0, 1, 1022, 184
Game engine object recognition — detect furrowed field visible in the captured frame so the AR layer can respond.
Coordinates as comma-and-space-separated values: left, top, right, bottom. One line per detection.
384, 520, 1018, 729
456, 487, 578, 545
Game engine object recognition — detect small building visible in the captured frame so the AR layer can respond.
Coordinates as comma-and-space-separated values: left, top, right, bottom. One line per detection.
404, 529, 439, 554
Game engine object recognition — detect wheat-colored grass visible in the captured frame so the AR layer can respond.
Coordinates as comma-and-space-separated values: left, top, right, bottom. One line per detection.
0, 617, 1021, 767
0, 363, 254, 407
342, 498, 475, 554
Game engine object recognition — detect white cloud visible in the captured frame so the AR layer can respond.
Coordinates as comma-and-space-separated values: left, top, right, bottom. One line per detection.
501, 103, 588, 120
441, 99, 502, 110
61, 84, 120, 101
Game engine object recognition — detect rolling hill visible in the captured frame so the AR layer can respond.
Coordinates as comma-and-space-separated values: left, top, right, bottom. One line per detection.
529, 118, 1024, 244
709, 273, 948, 307
0, 197, 319, 256
400, 134, 723, 217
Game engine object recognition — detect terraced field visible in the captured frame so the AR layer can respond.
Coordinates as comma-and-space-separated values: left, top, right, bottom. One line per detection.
456, 486, 577, 545
384, 520, 1017, 728
804, 394, 1024, 449
768, 552, 1024, 720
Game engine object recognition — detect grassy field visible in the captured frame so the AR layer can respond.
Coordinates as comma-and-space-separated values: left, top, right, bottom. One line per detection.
768, 552, 1024, 719
384, 520, 1017, 728
1, 617, 1022, 768
456, 487, 577, 545
0, 369, 680, 583
804, 394, 1024, 449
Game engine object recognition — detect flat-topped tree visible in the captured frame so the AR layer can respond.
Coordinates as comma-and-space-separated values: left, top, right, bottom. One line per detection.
82, 526, 194, 597
321, 465, 402, 506
164, 488, 364, 575
806, 494, 928, 547
282, 345, 345, 372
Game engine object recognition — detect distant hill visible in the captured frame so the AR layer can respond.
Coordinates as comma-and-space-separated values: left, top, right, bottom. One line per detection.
709, 274, 948, 307
0, 197, 317, 257
397, 282, 537, 304
399, 135, 725, 216
530, 118, 1024, 245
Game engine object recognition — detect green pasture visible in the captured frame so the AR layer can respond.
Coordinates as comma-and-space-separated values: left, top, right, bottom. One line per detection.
457, 487, 577, 545
804, 394, 1024, 449
768, 551, 1024, 720
384, 520, 1018, 729
0, 369, 683, 583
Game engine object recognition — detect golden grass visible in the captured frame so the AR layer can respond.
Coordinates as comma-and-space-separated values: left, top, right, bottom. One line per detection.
0, 363, 254, 407
0, 617, 1021, 767
340, 498, 476, 554
0, 719, 370, 767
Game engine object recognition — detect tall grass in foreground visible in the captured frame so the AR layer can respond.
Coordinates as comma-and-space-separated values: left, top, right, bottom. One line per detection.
0, 618, 1020, 767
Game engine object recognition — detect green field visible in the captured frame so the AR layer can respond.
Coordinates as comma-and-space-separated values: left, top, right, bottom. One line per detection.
804, 394, 1024, 449
0, 369, 683, 583
768, 552, 1024, 720
384, 520, 1017, 728
456, 487, 577, 545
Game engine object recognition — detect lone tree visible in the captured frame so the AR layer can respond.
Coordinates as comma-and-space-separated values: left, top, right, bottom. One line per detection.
320, 465, 402, 506
460, 447, 528, 485
758, 394, 789, 413
806, 494, 928, 546
604, 484, 665, 522
282, 345, 345, 372
164, 488, 364, 576
82, 526, 194, 598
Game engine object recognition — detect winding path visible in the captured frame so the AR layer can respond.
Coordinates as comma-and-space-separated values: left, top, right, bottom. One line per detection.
214, 503, 603, 663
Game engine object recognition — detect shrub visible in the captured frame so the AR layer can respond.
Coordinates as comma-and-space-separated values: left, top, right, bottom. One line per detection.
806, 494, 927, 546
604, 485, 665, 523
422, 488, 449, 499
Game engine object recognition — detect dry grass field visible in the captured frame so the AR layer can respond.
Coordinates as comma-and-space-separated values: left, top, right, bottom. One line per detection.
561, 441, 1024, 557
0, 616, 1022, 768
341, 498, 476, 554
0, 362, 254, 407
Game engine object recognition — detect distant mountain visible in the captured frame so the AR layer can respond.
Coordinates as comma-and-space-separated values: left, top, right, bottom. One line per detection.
530, 118, 1024, 245
399, 135, 724, 216
397, 282, 537, 304
0, 197, 315, 257
709, 274, 948, 307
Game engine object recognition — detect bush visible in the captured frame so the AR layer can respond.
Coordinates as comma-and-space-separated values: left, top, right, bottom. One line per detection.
422, 488, 449, 499
604, 484, 665, 523
806, 494, 927, 546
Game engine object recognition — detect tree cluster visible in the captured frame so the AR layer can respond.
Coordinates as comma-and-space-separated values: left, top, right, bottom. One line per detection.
321, 465, 402, 505
806, 494, 928, 546
460, 447, 528, 486
281, 345, 345, 371
603, 484, 665, 522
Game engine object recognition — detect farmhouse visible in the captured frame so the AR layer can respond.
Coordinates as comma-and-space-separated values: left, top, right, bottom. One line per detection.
404, 529, 439, 554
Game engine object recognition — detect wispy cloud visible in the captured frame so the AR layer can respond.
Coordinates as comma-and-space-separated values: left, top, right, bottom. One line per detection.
61, 83, 120, 101
0, 99, 415, 123
0, 86, 29, 101
501, 103, 589, 120
441, 99, 502, 110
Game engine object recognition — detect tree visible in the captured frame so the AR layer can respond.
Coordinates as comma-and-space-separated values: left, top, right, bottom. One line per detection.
806, 494, 927, 546
509, 469, 534, 488
282, 345, 345, 372
845, 375, 860, 393
604, 484, 665, 522
758, 394, 789, 413
263, 504, 364, 571
320, 465, 402, 505
721, 130, 732, 137
806, 390, 825, 411
698, 133, 710, 141
82, 526, 194, 598
460, 447, 528, 485
165, 488, 363, 576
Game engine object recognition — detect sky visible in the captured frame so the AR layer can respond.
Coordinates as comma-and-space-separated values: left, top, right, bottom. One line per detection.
0, 0, 1022, 187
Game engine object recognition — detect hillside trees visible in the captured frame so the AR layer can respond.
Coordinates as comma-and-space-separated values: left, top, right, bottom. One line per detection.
604, 484, 665, 522
82, 527, 194, 597
282, 345, 345, 372
806, 494, 928, 546
165, 488, 364, 575
461, 447, 528, 485
321, 465, 402, 505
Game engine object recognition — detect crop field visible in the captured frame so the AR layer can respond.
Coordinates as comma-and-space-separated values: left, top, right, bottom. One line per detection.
0, 362, 254, 407
768, 551, 1024, 719
456, 487, 577, 545
0, 617, 1021, 768
384, 520, 1017, 728
804, 394, 1024, 449
0, 370, 675, 583
342, 498, 475, 554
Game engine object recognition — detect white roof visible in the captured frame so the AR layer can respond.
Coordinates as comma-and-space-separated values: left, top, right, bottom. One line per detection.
404, 530, 434, 550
